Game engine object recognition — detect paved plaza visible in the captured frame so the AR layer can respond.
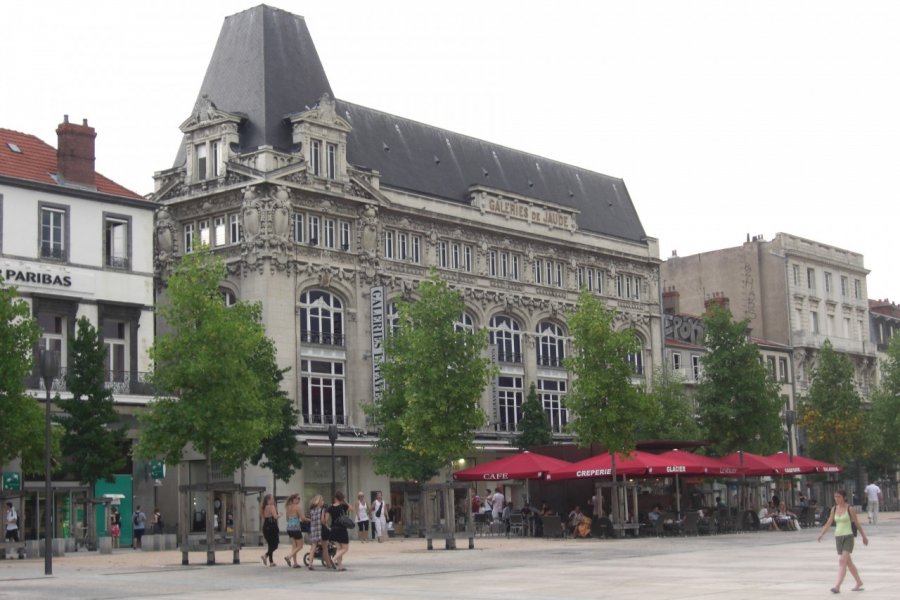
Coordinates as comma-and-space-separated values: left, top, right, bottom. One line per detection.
2, 513, 897, 600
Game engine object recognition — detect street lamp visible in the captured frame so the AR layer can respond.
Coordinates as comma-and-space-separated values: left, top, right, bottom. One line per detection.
327, 425, 339, 500
40, 349, 59, 576
784, 409, 797, 462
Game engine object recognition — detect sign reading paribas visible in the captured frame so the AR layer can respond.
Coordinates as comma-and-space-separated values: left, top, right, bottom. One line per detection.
3, 268, 72, 287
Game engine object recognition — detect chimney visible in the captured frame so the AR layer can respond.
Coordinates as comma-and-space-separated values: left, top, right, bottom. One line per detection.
704, 291, 730, 312
662, 286, 680, 315
56, 115, 96, 187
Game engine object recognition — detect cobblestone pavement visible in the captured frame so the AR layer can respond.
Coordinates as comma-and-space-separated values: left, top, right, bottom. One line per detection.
1, 512, 897, 599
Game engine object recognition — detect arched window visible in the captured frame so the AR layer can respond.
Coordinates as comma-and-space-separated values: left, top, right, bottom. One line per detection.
300, 290, 344, 346
454, 311, 474, 333
536, 321, 566, 367
386, 301, 400, 336
489, 315, 522, 364
626, 333, 644, 376
220, 289, 237, 307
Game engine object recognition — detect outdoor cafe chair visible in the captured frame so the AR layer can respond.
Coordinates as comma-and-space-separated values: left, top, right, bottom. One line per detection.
681, 511, 700, 536
538, 514, 565, 538
507, 513, 526, 537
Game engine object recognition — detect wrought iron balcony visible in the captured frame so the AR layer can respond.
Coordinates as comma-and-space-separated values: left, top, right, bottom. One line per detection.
300, 330, 345, 346
27, 369, 156, 396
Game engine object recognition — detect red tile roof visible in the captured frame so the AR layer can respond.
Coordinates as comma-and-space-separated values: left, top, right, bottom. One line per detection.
0, 127, 144, 200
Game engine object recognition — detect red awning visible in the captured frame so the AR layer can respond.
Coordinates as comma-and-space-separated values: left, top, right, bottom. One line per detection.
648, 449, 742, 476
452, 451, 574, 481
765, 452, 843, 474
721, 451, 782, 476
545, 451, 668, 481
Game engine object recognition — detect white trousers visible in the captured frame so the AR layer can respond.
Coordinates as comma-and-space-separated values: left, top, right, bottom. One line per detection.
372, 515, 387, 539
867, 500, 879, 524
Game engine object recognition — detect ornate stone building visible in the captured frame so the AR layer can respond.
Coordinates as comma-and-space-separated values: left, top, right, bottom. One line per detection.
661, 233, 876, 404
152, 6, 661, 508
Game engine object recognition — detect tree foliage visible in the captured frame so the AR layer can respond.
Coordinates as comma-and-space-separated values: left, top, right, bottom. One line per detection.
57, 317, 127, 484
250, 364, 303, 487
798, 340, 865, 466
563, 290, 649, 454
865, 334, 900, 476
641, 367, 703, 442
0, 278, 43, 468
135, 250, 282, 470
515, 383, 553, 450
695, 304, 782, 456
370, 271, 494, 482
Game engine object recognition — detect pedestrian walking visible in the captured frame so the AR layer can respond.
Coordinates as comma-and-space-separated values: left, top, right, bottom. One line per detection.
283, 493, 305, 567
371, 491, 387, 542
260, 493, 280, 566
817, 489, 868, 593
863, 481, 882, 525
356, 492, 370, 542
110, 508, 121, 548
132, 505, 146, 550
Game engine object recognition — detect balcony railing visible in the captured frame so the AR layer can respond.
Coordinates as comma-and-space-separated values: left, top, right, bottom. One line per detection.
537, 355, 563, 368
300, 331, 345, 346
40, 247, 67, 261
302, 413, 349, 426
27, 368, 156, 396
496, 352, 523, 364
105, 255, 130, 269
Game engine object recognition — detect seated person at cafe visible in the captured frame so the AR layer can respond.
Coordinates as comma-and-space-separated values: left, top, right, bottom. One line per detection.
776, 503, 799, 531
567, 506, 587, 537
648, 504, 663, 524
715, 496, 727, 510
758, 503, 778, 530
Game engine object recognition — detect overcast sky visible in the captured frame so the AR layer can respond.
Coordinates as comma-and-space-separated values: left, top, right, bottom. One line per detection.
3, 1, 897, 302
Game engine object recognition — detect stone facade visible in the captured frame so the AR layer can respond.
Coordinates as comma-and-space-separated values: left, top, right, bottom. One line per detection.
151, 6, 662, 506
661, 233, 876, 402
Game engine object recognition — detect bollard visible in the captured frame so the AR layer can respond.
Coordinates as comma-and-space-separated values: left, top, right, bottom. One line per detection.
98, 536, 112, 554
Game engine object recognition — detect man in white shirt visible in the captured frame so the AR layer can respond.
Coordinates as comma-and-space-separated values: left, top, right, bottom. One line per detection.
491, 488, 505, 523
5, 502, 18, 542
863, 481, 883, 525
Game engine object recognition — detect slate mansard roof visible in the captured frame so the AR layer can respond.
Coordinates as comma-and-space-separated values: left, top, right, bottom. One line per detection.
176, 4, 648, 243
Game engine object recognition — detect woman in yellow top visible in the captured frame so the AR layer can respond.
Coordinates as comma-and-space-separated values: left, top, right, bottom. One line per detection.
817, 489, 868, 593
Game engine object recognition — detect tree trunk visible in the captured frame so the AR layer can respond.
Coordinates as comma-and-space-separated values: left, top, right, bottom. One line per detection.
206, 454, 215, 565
610, 454, 620, 533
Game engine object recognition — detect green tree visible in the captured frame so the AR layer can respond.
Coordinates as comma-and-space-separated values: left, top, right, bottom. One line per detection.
250, 364, 303, 495
370, 271, 494, 482
563, 290, 651, 521
798, 340, 865, 467
515, 383, 553, 450
0, 278, 43, 468
866, 334, 900, 476
135, 250, 282, 564
695, 304, 782, 456
641, 367, 702, 442
57, 317, 127, 484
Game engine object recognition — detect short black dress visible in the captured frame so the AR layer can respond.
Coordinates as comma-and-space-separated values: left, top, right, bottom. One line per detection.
325, 504, 350, 544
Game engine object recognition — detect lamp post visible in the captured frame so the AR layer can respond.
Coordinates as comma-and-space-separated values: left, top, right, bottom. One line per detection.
784, 407, 797, 506
40, 349, 59, 576
784, 409, 797, 462
327, 425, 339, 500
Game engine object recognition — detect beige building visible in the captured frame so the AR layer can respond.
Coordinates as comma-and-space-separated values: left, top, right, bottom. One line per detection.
661, 233, 876, 405
663, 308, 797, 454
152, 6, 662, 519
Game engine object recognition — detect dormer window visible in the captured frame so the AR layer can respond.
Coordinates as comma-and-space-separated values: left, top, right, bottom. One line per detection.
326, 143, 337, 179
196, 144, 207, 181
194, 140, 224, 182
311, 139, 321, 176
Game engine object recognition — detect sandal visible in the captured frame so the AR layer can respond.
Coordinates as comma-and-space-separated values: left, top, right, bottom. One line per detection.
260, 555, 267, 566
852, 586, 864, 592
336, 566, 346, 571
307, 565, 315, 571
831, 588, 840, 594
284, 557, 292, 567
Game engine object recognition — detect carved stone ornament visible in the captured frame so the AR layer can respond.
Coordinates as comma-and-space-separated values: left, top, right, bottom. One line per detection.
154, 205, 178, 279
238, 184, 294, 271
